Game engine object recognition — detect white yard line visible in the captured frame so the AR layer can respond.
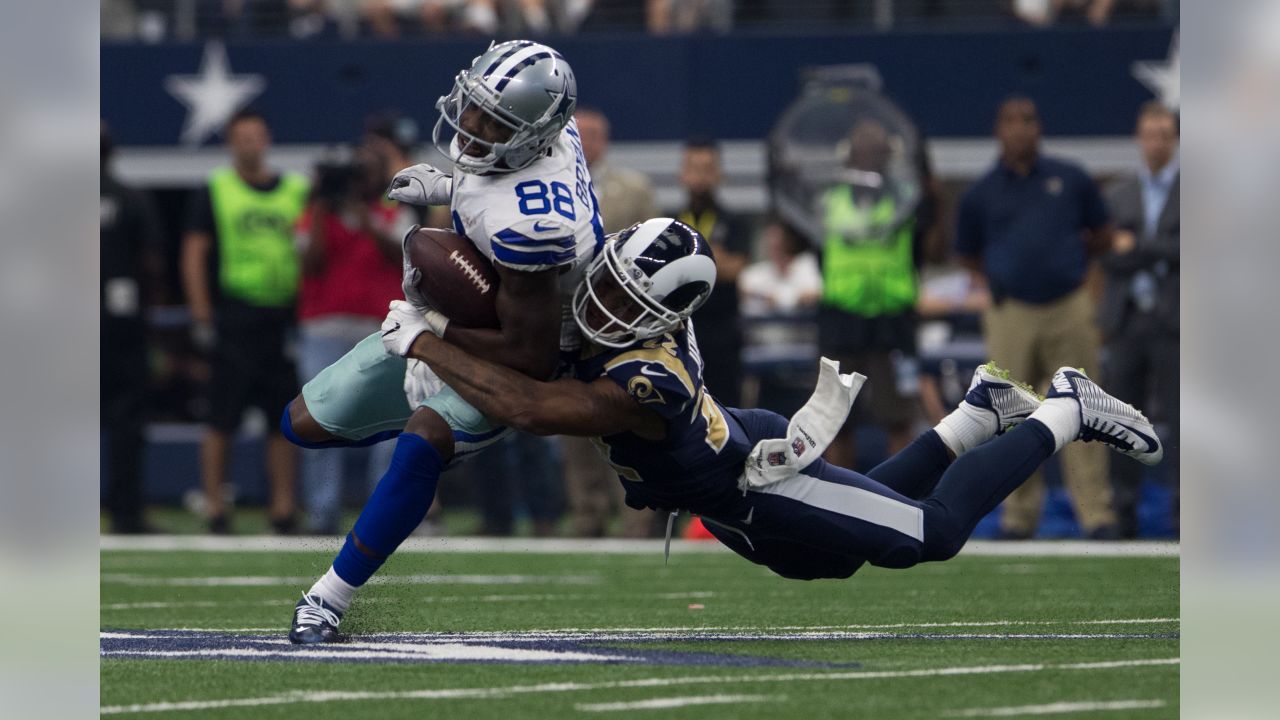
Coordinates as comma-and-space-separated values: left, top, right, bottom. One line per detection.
575, 694, 781, 712
98, 658, 1179, 715
99, 535, 1179, 557
102, 592, 716, 612
947, 699, 1167, 716
106, 617, 1177, 636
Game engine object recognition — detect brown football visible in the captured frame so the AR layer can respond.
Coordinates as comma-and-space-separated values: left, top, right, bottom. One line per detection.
406, 227, 500, 329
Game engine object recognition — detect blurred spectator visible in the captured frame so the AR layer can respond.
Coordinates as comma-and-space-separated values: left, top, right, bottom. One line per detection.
294, 145, 403, 535
647, 0, 733, 34
575, 108, 657, 234
739, 218, 821, 319
101, 121, 165, 533
363, 110, 427, 229
285, 0, 343, 39
914, 266, 991, 426
1099, 101, 1179, 538
738, 218, 822, 415
1012, 0, 1167, 27
468, 434, 564, 536
679, 137, 749, 407
955, 96, 1116, 540
566, 107, 660, 538
102, 0, 140, 40
181, 109, 310, 534
817, 118, 926, 470
361, 0, 567, 37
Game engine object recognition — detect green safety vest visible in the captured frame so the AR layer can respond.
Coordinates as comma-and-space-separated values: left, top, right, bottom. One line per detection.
208, 167, 309, 307
820, 184, 917, 316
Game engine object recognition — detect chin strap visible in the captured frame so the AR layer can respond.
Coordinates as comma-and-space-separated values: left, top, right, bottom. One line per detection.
740, 358, 866, 492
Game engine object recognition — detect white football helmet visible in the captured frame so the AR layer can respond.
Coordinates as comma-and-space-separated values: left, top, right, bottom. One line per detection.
573, 218, 717, 348
433, 40, 577, 175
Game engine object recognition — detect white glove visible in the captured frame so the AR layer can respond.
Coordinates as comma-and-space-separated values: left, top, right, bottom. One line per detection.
400, 225, 434, 312
381, 300, 449, 357
387, 163, 453, 206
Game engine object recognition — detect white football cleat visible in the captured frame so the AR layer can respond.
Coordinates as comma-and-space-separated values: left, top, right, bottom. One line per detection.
1047, 367, 1163, 465
963, 362, 1043, 434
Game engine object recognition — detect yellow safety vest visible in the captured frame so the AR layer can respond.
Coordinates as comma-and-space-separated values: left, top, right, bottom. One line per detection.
208, 167, 309, 307
820, 184, 916, 316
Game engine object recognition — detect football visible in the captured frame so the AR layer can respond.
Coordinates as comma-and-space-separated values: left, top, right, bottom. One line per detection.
405, 227, 501, 329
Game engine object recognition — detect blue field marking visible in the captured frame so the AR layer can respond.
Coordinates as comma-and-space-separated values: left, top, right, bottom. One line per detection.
99, 629, 852, 668
100, 627, 1176, 667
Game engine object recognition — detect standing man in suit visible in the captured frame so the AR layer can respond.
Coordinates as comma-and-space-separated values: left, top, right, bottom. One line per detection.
1099, 101, 1180, 538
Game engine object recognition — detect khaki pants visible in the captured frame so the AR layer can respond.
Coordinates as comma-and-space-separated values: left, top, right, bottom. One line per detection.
983, 287, 1114, 535
562, 436, 658, 538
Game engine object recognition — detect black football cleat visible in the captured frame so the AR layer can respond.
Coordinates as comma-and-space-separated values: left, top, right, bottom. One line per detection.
288, 593, 343, 645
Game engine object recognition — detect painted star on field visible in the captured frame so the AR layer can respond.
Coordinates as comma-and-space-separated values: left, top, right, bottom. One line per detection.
164, 42, 266, 146
1132, 33, 1179, 111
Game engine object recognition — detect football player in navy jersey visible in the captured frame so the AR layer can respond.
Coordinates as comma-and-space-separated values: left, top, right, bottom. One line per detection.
381, 217, 1163, 598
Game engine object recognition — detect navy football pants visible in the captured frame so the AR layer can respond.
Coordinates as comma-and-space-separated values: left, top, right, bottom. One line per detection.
703, 409, 1056, 580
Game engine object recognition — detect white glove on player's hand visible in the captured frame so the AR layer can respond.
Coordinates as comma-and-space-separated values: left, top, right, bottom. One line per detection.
381, 300, 449, 357
400, 225, 433, 312
387, 163, 453, 206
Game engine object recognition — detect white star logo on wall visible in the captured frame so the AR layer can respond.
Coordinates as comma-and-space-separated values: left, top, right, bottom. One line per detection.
1132, 33, 1179, 111
164, 42, 266, 146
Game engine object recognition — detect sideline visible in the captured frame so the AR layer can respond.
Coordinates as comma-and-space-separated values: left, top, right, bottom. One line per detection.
100, 535, 1180, 557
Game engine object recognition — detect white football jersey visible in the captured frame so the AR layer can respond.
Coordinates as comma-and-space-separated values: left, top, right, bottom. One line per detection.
449, 118, 604, 351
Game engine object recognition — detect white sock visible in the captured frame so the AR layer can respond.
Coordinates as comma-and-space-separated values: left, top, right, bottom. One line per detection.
309, 567, 357, 614
1028, 397, 1081, 453
934, 401, 998, 457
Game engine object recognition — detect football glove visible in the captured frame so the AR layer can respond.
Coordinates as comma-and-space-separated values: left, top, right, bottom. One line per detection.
381, 300, 449, 357
400, 225, 434, 312
387, 163, 453, 206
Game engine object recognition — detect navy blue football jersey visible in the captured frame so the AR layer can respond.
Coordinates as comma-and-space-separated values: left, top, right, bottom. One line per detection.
572, 325, 754, 515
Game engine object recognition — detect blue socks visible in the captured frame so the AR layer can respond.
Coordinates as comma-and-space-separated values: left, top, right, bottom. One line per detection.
865, 430, 953, 500
332, 432, 445, 587
920, 419, 1056, 561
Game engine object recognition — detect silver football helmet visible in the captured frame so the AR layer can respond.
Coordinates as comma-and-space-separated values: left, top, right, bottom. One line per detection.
433, 40, 578, 175
573, 218, 717, 348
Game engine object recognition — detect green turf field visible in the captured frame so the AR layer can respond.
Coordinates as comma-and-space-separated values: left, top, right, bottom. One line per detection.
100, 538, 1178, 719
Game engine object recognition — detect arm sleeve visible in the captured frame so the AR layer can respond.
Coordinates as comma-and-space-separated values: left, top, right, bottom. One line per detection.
184, 186, 215, 235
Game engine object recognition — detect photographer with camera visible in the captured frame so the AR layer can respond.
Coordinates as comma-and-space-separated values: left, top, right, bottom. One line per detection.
295, 144, 406, 535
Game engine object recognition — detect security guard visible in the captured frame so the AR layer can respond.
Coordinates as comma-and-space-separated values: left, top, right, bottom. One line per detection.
181, 109, 309, 534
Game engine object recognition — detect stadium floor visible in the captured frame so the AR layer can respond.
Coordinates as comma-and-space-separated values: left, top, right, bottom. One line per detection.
101, 537, 1179, 719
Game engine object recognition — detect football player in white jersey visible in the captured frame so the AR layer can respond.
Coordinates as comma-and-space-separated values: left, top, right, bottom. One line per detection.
281, 40, 602, 644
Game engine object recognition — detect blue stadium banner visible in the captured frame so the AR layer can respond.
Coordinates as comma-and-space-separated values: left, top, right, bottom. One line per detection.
102, 28, 1177, 146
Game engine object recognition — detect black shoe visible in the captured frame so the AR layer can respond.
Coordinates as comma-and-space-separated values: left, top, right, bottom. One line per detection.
208, 515, 231, 535
112, 518, 158, 535
271, 515, 298, 536
1086, 523, 1122, 541
289, 593, 343, 644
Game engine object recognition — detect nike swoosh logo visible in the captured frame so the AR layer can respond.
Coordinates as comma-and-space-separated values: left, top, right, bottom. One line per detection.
1122, 423, 1160, 454
532, 220, 558, 232
381, 322, 401, 337
638, 365, 667, 378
